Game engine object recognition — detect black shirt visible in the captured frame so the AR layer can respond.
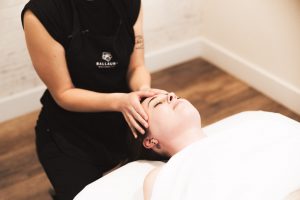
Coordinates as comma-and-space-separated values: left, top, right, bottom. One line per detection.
21, 0, 140, 49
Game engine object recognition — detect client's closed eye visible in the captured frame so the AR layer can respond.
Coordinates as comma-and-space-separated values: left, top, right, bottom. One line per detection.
154, 101, 163, 108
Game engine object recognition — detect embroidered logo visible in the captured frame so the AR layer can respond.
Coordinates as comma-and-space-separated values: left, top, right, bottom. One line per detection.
102, 52, 112, 62
96, 52, 118, 69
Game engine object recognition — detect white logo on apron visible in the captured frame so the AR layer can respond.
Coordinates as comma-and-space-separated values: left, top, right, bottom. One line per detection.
102, 52, 112, 62
96, 52, 118, 69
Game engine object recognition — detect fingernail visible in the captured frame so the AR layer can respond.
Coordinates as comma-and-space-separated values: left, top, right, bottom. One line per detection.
141, 129, 145, 134
144, 123, 148, 128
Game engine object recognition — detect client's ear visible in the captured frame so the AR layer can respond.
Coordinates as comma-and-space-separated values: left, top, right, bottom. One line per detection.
143, 137, 159, 149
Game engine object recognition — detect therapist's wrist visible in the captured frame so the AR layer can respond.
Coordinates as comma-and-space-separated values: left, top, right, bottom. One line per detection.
109, 93, 127, 112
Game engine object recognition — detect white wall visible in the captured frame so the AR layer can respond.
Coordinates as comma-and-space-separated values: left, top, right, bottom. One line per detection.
0, 0, 203, 122
200, 0, 300, 114
0, 0, 42, 98
143, 0, 202, 52
2, 0, 300, 122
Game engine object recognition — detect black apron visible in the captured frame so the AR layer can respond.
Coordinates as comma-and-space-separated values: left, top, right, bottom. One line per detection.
66, 0, 133, 92
39, 0, 134, 170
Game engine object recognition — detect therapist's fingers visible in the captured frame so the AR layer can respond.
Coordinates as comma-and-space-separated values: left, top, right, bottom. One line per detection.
147, 88, 168, 95
130, 95, 149, 127
139, 87, 167, 94
123, 114, 138, 138
130, 105, 148, 129
136, 90, 156, 96
130, 91, 154, 121
127, 113, 145, 137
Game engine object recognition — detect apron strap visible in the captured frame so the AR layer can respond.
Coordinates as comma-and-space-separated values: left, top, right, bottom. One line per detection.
68, 0, 134, 41
109, 0, 135, 40
68, 0, 82, 39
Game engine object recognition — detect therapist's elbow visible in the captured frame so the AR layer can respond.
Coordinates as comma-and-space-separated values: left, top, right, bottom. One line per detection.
51, 89, 77, 112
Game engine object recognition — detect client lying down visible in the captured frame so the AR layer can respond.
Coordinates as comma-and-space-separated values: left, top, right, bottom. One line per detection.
137, 93, 300, 200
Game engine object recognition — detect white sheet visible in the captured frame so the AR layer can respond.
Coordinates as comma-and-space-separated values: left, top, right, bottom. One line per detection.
151, 112, 300, 200
74, 161, 164, 200
74, 111, 300, 200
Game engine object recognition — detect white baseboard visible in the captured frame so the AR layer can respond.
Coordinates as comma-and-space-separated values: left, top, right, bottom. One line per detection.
0, 85, 45, 123
200, 37, 300, 115
0, 38, 202, 123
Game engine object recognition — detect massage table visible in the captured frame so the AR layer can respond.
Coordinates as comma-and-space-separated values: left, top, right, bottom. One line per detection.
74, 111, 300, 200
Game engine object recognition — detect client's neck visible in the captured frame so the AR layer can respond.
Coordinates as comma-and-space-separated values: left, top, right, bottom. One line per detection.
165, 126, 206, 156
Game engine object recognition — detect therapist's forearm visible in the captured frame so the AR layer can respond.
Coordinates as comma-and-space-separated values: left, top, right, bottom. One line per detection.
55, 66, 151, 112
128, 66, 151, 91
54, 88, 124, 112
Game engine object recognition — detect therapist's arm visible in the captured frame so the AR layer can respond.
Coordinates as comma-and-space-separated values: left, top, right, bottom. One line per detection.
143, 167, 162, 200
126, 4, 151, 92
23, 10, 156, 113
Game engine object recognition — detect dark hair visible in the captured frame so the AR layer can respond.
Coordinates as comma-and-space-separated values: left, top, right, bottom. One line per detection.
126, 127, 170, 163
125, 97, 170, 163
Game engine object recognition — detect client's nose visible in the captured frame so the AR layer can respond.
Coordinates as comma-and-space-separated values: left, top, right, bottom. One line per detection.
167, 92, 176, 103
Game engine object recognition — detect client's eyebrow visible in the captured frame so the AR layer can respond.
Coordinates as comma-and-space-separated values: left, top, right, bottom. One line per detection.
147, 94, 168, 107
147, 96, 157, 107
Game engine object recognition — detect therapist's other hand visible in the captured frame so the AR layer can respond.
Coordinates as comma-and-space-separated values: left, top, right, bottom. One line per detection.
139, 87, 168, 95
118, 91, 155, 138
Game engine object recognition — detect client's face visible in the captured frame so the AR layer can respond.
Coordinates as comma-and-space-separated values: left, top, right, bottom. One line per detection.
141, 93, 201, 141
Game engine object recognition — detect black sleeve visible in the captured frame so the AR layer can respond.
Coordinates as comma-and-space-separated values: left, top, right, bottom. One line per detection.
21, 0, 65, 45
130, 0, 141, 26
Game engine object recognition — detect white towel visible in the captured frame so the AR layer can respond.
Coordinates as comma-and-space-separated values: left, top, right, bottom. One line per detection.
151, 112, 300, 200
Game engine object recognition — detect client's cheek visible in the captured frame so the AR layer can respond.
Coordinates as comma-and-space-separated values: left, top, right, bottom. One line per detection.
154, 115, 169, 129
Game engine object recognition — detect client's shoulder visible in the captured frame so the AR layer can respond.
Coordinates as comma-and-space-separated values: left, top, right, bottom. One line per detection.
143, 166, 163, 200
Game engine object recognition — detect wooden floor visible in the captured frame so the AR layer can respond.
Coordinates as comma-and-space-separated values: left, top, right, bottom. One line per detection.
0, 58, 299, 200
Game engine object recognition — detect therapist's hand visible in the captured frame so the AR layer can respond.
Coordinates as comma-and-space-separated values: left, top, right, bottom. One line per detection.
118, 91, 156, 138
139, 87, 168, 95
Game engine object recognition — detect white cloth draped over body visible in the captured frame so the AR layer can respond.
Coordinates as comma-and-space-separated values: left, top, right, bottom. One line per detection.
151, 113, 300, 200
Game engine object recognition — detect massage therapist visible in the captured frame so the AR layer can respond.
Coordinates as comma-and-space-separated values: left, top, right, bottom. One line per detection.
21, 0, 164, 199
